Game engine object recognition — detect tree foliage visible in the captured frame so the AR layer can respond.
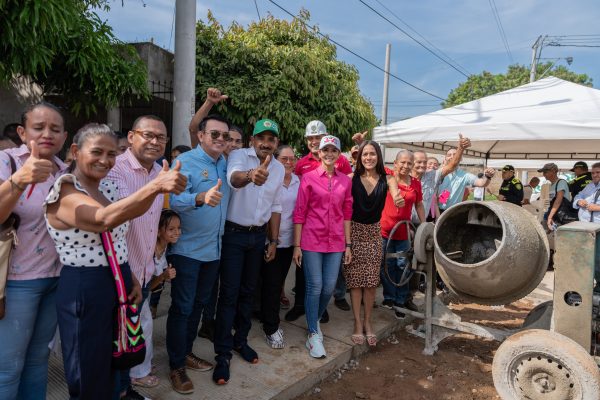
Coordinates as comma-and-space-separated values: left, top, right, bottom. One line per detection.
443, 63, 593, 108
194, 10, 377, 150
0, 0, 149, 115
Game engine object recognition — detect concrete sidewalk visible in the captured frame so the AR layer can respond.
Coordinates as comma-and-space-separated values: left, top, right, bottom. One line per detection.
46, 271, 553, 400
47, 274, 405, 400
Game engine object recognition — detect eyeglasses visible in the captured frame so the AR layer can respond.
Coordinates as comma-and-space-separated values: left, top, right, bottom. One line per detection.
278, 156, 297, 163
205, 130, 231, 141
133, 130, 169, 144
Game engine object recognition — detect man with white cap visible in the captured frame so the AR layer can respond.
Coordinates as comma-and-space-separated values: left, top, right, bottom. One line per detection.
286, 121, 353, 322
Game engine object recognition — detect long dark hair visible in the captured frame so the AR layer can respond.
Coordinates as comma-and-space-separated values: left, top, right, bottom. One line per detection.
354, 140, 386, 178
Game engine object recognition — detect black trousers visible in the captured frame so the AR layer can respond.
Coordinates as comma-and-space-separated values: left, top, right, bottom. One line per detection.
56, 263, 133, 400
260, 246, 293, 335
291, 260, 306, 310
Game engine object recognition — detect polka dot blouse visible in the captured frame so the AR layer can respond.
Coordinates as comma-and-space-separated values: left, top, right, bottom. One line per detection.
44, 174, 129, 267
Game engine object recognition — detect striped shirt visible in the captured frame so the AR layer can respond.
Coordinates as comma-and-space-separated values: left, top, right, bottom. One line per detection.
105, 149, 163, 285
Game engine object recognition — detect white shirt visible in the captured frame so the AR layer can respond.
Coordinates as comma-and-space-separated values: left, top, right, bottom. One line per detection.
226, 147, 284, 226
278, 173, 300, 248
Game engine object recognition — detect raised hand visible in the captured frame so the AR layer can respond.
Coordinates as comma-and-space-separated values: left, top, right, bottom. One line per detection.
458, 133, 471, 149
15, 140, 54, 186
352, 130, 369, 145
484, 167, 496, 178
204, 178, 223, 207
154, 160, 187, 194
206, 88, 228, 105
251, 155, 270, 186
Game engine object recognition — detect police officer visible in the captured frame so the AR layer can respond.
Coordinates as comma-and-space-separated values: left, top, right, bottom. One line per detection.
569, 161, 592, 199
498, 165, 523, 206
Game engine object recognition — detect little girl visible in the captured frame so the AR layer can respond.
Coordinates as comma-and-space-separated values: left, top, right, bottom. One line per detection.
130, 210, 179, 388
150, 209, 179, 292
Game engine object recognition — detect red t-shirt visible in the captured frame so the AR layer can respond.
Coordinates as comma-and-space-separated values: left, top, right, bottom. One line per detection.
380, 176, 422, 240
295, 152, 353, 177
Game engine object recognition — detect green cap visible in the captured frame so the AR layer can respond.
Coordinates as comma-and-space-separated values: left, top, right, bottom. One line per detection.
253, 119, 279, 136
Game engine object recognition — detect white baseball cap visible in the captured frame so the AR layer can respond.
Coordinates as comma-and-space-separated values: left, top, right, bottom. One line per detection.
319, 135, 341, 151
305, 120, 327, 137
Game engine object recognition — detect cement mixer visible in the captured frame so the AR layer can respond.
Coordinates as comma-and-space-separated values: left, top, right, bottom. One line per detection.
399, 200, 600, 400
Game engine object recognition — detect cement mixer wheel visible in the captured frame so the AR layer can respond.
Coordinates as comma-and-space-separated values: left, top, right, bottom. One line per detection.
492, 329, 600, 400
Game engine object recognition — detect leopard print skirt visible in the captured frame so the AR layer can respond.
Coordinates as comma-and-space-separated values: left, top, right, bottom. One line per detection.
343, 221, 382, 288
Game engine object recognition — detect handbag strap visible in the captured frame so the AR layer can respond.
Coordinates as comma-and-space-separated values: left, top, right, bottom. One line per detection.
6, 153, 16, 175
100, 231, 128, 305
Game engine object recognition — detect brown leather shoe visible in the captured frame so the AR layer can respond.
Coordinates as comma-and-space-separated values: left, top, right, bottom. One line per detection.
169, 367, 194, 394
185, 353, 214, 371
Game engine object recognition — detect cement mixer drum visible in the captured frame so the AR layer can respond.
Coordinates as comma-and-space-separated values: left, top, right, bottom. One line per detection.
434, 201, 549, 305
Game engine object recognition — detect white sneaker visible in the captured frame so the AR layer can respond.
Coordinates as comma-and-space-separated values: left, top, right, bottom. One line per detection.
317, 322, 323, 341
265, 328, 285, 349
306, 333, 326, 359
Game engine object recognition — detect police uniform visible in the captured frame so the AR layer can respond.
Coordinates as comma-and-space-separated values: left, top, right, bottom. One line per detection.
500, 177, 524, 206
569, 171, 592, 199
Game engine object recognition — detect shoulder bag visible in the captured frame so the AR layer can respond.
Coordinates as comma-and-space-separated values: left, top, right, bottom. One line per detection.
0, 154, 21, 319
100, 230, 146, 370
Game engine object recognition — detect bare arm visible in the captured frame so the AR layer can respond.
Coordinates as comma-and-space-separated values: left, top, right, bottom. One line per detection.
415, 201, 426, 223
343, 220, 352, 265
473, 168, 496, 187
292, 223, 303, 266
440, 134, 471, 178
47, 162, 186, 232
188, 88, 228, 145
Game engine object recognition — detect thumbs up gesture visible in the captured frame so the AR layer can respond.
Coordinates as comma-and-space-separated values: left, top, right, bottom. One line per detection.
251, 155, 270, 186
206, 88, 228, 105
458, 133, 471, 150
15, 140, 53, 186
155, 160, 187, 194
204, 178, 224, 207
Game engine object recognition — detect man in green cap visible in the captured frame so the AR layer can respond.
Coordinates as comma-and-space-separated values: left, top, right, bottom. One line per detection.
213, 118, 285, 385
498, 165, 523, 206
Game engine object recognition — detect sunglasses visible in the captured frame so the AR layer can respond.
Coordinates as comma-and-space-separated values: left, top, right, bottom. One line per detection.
205, 130, 231, 141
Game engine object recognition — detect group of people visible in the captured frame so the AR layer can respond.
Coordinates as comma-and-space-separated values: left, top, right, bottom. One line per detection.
24, 88, 600, 400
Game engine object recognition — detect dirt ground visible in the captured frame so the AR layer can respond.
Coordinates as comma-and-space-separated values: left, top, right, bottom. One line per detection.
299, 299, 534, 400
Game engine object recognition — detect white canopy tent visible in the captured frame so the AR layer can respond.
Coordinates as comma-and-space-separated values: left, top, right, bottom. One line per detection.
373, 77, 600, 161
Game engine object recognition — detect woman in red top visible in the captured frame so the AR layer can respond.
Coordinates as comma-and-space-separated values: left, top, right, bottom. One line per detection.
380, 150, 425, 319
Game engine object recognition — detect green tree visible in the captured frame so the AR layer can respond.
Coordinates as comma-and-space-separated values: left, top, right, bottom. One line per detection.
443, 63, 593, 108
194, 10, 377, 150
0, 0, 148, 115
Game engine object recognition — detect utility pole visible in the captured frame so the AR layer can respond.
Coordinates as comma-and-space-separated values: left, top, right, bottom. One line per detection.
529, 35, 543, 83
172, 0, 197, 147
381, 43, 391, 125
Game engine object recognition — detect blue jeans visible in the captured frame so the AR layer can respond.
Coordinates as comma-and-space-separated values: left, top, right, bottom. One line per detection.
0, 277, 58, 400
303, 251, 343, 334
334, 264, 347, 300
381, 238, 411, 304
214, 229, 265, 361
166, 254, 220, 370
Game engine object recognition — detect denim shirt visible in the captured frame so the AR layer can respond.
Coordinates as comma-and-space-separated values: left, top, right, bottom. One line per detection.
169, 145, 230, 262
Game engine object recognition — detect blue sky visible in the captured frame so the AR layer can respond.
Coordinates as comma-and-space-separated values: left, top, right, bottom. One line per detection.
100, 0, 600, 123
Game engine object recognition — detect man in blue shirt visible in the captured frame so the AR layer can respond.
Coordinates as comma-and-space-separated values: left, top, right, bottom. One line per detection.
167, 114, 231, 394
573, 162, 600, 293
437, 147, 495, 213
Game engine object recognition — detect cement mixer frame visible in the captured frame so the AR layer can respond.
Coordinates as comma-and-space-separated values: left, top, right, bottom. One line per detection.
395, 201, 600, 400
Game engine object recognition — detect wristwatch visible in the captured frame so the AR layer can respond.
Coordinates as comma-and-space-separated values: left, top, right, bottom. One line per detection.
268, 238, 280, 245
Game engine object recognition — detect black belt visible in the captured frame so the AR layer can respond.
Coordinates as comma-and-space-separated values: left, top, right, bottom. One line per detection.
225, 220, 267, 233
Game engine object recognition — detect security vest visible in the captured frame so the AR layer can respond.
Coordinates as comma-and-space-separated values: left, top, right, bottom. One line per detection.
500, 177, 524, 206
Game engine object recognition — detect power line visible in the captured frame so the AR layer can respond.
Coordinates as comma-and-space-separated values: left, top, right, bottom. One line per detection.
253, 0, 262, 21
265, 0, 445, 100
357, 0, 470, 78
488, 0, 513, 63
370, 0, 472, 76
